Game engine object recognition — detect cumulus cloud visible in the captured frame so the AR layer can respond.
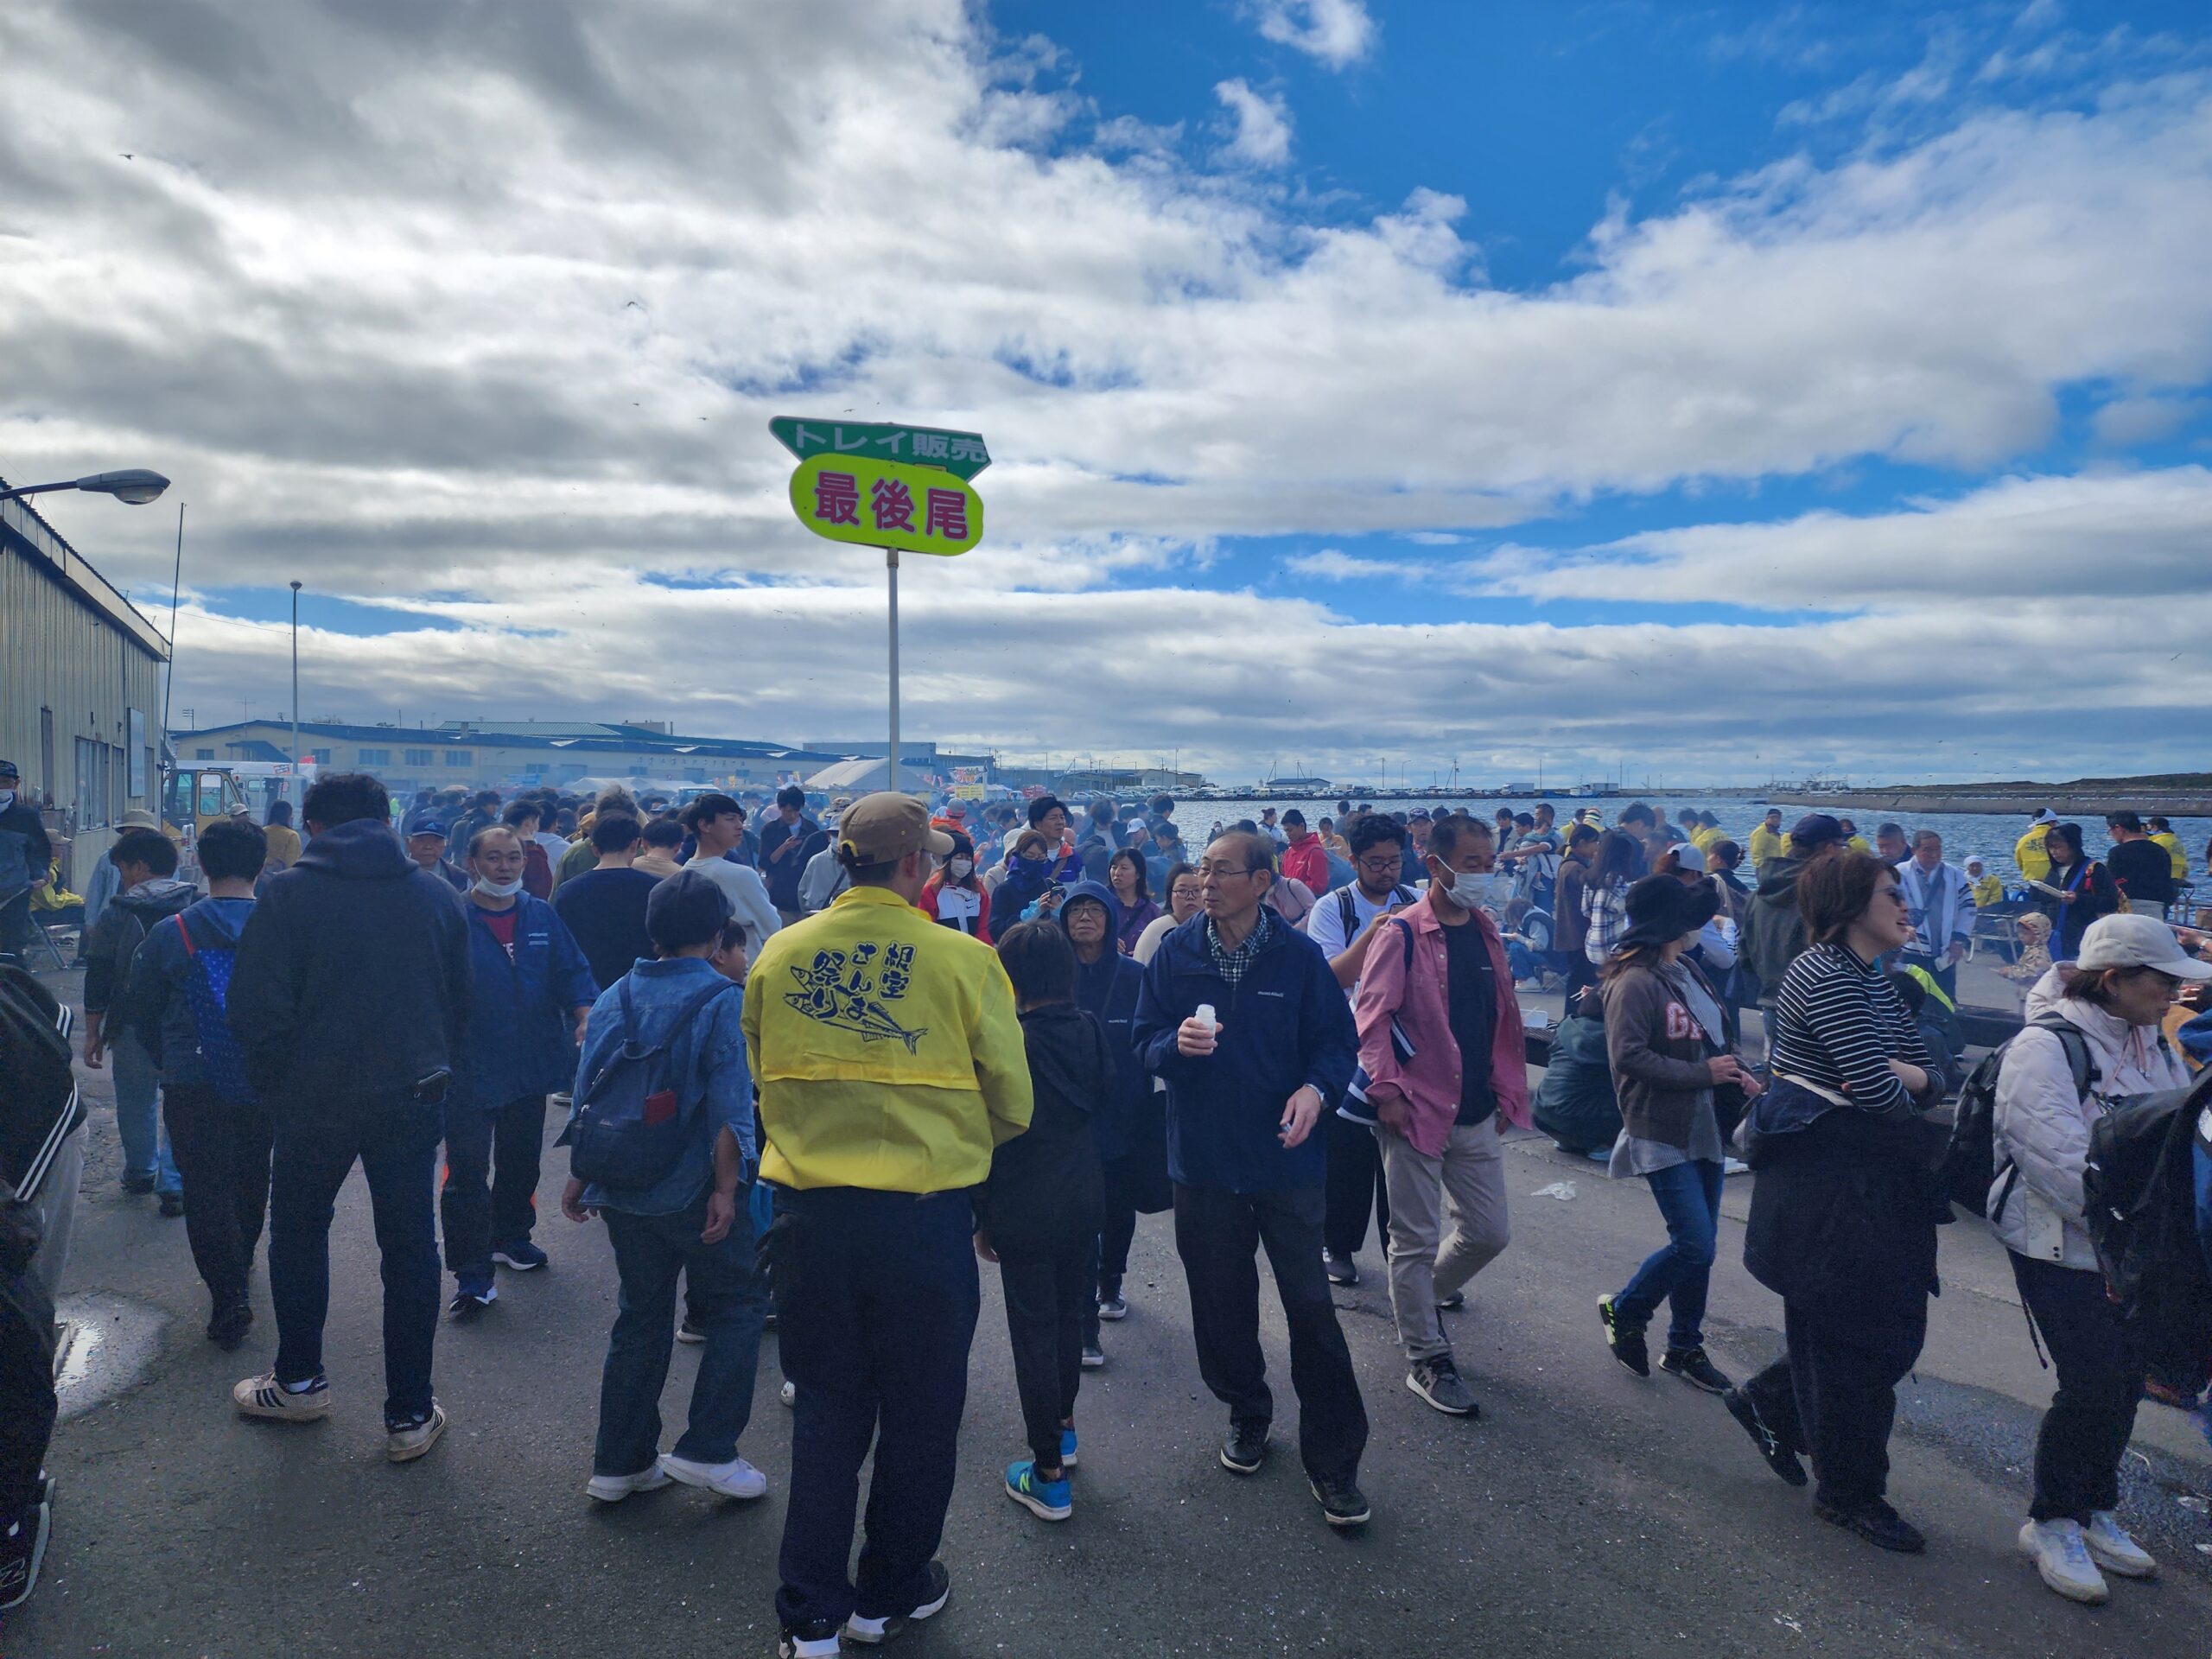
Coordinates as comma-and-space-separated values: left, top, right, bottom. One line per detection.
1247, 0, 1376, 70
1213, 78, 1294, 167
1, 1, 2208, 779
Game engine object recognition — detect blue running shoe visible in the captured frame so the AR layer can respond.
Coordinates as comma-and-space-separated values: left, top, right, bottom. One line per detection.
1060, 1427, 1078, 1469
1004, 1460, 1071, 1522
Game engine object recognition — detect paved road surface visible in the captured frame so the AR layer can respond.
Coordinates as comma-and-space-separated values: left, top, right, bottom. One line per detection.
10, 992, 2212, 1658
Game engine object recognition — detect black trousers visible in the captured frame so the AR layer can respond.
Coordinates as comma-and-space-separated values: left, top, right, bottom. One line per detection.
1742, 1294, 1927, 1511
1000, 1240, 1090, 1471
1321, 1109, 1389, 1259
0, 1268, 56, 1521
1172, 1181, 1368, 1484
161, 1082, 274, 1310
773, 1185, 978, 1635
439, 1094, 546, 1281
1097, 1192, 1139, 1290
2011, 1253, 2144, 1522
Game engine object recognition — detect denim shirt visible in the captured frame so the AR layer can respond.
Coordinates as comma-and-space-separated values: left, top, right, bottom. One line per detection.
570, 957, 753, 1217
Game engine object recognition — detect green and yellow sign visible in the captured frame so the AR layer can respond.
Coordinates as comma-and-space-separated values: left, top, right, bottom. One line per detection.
787, 453, 982, 556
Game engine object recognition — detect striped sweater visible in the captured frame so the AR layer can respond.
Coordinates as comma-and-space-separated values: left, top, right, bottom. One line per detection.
1767, 942, 1933, 1118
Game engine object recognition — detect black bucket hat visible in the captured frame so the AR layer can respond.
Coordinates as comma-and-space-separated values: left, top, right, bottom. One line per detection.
1617, 873, 1721, 953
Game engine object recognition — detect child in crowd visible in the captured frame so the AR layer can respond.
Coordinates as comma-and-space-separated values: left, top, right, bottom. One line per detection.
976, 920, 1111, 1522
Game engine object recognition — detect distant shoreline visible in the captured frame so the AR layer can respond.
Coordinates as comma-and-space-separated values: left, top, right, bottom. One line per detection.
1759, 791, 2212, 817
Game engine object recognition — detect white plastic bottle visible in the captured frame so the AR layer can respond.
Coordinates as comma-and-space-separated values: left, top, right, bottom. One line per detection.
1194, 1002, 1217, 1033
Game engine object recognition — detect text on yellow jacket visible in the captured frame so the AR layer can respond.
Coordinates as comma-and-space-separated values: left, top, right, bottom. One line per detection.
742, 882, 1033, 1192
2015, 823, 2051, 884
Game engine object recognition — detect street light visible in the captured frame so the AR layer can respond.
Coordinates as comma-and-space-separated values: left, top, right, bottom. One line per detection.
289, 581, 303, 814
0, 468, 171, 506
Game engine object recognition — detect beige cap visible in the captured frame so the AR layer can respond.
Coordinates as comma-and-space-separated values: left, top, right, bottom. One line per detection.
118, 809, 162, 830
838, 792, 953, 863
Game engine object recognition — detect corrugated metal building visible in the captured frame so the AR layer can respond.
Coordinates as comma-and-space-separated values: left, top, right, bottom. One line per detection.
0, 481, 169, 887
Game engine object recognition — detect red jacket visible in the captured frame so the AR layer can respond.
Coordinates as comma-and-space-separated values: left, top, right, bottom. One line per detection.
1279, 834, 1330, 895
1351, 890, 1529, 1156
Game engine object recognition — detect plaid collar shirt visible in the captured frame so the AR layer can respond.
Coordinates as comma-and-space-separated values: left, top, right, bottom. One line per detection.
1583, 877, 1630, 958
1205, 905, 1274, 988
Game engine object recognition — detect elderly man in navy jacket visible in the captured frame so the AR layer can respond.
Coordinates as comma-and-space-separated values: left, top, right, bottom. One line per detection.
1133, 829, 1368, 1529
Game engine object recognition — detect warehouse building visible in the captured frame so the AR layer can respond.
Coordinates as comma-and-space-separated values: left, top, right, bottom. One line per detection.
1, 480, 168, 887
168, 717, 850, 798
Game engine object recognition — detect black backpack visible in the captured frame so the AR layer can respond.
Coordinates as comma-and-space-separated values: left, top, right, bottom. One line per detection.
1942, 1015, 2094, 1217
565, 976, 737, 1192
2083, 1070, 2212, 1343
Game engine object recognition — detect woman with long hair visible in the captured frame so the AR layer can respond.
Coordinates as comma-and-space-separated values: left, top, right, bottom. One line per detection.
2035, 822, 2120, 963
1580, 830, 1640, 969
1596, 875, 1759, 1395
1107, 847, 1159, 955
1727, 854, 1945, 1554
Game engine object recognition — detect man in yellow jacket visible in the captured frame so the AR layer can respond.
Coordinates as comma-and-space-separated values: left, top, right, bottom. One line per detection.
2015, 809, 2056, 884
1747, 807, 1787, 868
2147, 817, 2190, 883
745, 791, 1031, 1657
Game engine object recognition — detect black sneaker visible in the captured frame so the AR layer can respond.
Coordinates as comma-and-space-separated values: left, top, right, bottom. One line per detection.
1598, 1294, 1649, 1377
842, 1558, 950, 1645
1080, 1340, 1105, 1370
0, 1488, 51, 1611
207, 1300, 253, 1351
777, 1621, 842, 1658
1722, 1387, 1808, 1487
1406, 1354, 1480, 1417
1219, 1420, 1269, 1475
1661, 1346, 1732, 1394
1436, 1290, 1465, 1312
120, 1173, 156, 1196
1322, 1250, 1358, 1287
675, 1315, 705, 1344
159, 1192, 186, 1218
1309, 1476, 1371, 1528
1814, 1497, 1926, 1554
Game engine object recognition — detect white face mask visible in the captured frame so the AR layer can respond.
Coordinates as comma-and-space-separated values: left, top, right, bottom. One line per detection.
948, 857, 974, 879
0, 791, 14, 810
474, 875, 524, 898
1427, 861, 1460, 899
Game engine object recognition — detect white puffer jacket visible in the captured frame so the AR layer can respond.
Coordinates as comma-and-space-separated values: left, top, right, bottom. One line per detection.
1988, 968, 2192, 1268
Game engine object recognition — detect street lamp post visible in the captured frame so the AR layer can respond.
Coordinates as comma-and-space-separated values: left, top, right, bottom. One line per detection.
0, 469, 171, 506
289, 581, 303, 813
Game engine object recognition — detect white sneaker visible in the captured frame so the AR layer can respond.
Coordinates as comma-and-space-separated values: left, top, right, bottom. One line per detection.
2019, 1518, 2109, 1605
386, 1402, 447, 1463
778, 1632, 842, 1658
659, 1452, 767, 1499
780, 1380, 797, 1408
232, 1373, 331, 1422
585, 1465, 671, 1503
2084, 1510, 2158, 1579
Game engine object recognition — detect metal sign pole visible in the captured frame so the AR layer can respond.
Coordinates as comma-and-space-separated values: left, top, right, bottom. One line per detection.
886, 547, 901, 794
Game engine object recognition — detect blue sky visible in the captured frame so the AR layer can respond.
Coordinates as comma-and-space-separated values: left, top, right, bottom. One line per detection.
4, 0, 2210, 783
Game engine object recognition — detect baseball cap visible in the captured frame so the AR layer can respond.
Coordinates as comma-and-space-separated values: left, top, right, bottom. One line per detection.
646, 867, 734, 952
0, 759, 17, 779
408, 820, 448, 839
839, 792, 953, 863
2075, 915, 2212, 982
1789, 813, 1847, 851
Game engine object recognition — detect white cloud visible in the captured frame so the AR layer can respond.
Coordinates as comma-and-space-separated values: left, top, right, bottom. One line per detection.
1248, 0, 1376, 70
1, 2, 2209, 779
1213, 78, 1294, 167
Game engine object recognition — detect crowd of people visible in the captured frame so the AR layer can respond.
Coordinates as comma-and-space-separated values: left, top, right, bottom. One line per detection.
3, 766, 2212, 1640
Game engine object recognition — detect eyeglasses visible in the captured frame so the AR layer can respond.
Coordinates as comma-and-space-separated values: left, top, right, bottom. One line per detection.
1357, 856, 1403, 874
1197, 862, 1264, 879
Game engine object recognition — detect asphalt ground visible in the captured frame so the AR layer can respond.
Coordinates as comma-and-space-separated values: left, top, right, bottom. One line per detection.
8, 976, 2212, 1659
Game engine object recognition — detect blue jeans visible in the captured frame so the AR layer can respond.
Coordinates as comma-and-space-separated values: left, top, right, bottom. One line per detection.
1614, 1158, 1723, 1351
110, 1030, 181, 1196
268, 1091, 442, 1429
594, 1192, 766, 1476
772, 1185, 979, 1636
